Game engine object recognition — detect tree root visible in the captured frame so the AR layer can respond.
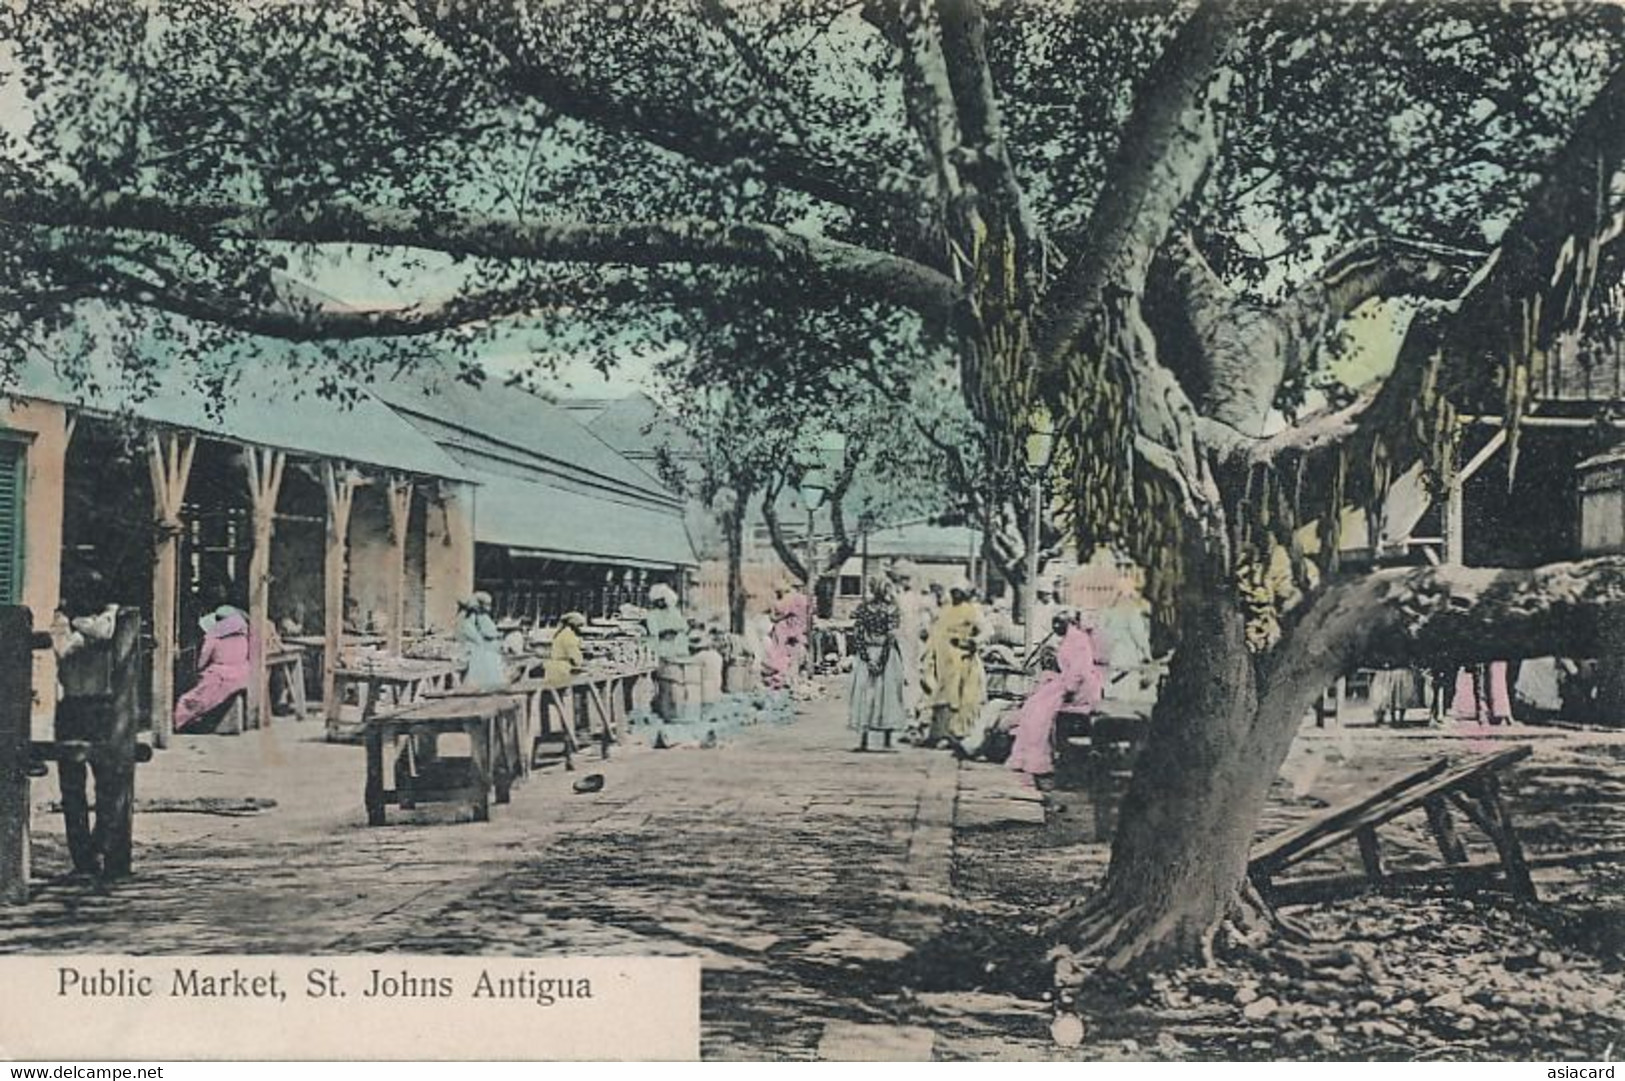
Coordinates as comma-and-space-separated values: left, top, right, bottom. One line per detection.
1216, 879, 1310, 952
1050, 880, 1320, 989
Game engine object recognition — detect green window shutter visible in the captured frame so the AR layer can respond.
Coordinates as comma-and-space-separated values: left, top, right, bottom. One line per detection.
0, 442, 24, 605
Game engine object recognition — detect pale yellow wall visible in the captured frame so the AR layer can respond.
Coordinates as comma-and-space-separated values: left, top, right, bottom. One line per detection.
423, 481, 474, 633
0, 400, 68, 732
345, 484, 395, 632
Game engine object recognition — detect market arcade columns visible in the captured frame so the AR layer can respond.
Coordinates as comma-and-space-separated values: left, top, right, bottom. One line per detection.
385, 475, 413, 654
321, 462, 359, 724
244, 447, 287, 730
147, 431, 196, 750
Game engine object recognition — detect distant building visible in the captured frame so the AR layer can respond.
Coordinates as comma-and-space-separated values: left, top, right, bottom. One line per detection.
374, 374, 697, 624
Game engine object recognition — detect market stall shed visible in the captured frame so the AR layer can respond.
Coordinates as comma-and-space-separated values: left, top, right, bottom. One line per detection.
6, 348, 473, 743
374, 372, 696, 627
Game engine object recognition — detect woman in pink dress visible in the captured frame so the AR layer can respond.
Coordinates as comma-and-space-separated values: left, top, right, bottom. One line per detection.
175, 606, 253, 731
1006, 612, 1107, 788
1451, 661, 1513, 724
763, 586, 810, 690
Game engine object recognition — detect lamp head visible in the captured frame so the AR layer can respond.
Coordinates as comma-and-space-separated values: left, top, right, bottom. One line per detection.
1025, 408, 1056, 471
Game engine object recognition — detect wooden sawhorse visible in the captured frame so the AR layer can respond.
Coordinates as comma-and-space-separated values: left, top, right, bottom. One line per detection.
1250, 745, 1536, 901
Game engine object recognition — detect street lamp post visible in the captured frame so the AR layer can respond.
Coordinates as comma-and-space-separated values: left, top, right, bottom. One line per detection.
1023, 412, 1056, 664
859, 510, 876, 596
798, 483, 826, 679
795, 430, 846, 678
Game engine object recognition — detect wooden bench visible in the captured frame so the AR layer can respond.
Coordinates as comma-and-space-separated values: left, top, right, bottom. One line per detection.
1052, 707, 1148, 749
1249, 745, 1536, 902
537, 671, 619, 762
207, 689, 250, 735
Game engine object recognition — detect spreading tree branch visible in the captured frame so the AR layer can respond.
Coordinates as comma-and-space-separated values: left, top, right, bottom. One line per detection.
760, 472, 809, 584
1035, 0, 1240, 380
934, 0, 1043, 271
862, 0, 965, 251
1296, 556, 1625, 676
1234, 61, 1625, 509
2, 191, 965, 326
414, 0, 913, 225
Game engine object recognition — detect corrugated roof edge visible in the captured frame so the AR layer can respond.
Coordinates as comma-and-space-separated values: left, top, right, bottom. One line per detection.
380, 390, 684, 510
7, 356, 473, 483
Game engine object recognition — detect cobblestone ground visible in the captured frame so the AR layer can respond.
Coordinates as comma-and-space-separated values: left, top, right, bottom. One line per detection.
0, 689, 1034, 1059
4, 689, 1619, 1060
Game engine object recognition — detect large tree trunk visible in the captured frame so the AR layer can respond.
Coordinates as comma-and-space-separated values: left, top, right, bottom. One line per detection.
1056, 552, 1625, 974
1055, 567, 1332, 972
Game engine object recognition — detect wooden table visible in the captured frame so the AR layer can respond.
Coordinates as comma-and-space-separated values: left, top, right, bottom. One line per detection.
524, 665, 655, 766
284, 634, 388, 702
363, 693, 526, 825
428, 682, 545, 776
1249, 745, 1537, 902
330, 657, 465, 739
265, 647, 308, 718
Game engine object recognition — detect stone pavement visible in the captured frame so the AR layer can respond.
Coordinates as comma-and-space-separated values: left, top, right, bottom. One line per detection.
0, 687, 1049, 1059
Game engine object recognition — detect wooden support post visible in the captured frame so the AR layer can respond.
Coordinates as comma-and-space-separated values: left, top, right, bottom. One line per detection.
1355, 825, 1386, 884
386, 476, 412, 654
99, 608, 142, 879
147, 432, 196, 750
1424, 795, 1469, 864
321, 462, 358, 726
0, 607, 32, 903
1469, 775, 1537, 899
243, 447, 287, 730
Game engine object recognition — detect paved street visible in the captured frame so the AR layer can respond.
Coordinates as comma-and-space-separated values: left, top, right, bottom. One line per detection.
5, 689, 1622, 1060
0, 690, 1055, 1059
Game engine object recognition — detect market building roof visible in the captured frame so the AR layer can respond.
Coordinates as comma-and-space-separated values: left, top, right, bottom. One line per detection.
374, 371, 679, 509
561, 392, 686, 468
374, 367, 695, 568
264, 277, 693, 567
461, 460, 696, 569
8, 348, 468, 481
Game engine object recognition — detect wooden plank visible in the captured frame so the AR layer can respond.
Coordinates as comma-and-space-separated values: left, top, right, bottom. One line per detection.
0, 607, 33, 903
1269, 858, 1508, 905
468, 719, 491, 823
385, 477, 412, 655
1249, 758, 1450, 875
1469, 774, 1538, 900
1446, 788, 1496, 836
364, 723, 385, 826
375, 694, 525, 724
147, 432, 195, 750
321, 462, 357, 726
245, 447, 285, 731
1268, 842, 1606, 906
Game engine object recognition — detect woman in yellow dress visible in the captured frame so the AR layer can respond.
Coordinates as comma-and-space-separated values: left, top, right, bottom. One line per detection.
544, 612, 587, 686
925, 583, 987, 746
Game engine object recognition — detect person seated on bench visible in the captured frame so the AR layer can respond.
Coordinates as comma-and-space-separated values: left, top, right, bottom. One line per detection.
175, 604, 252, 732
1004, 610, 1107, 789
